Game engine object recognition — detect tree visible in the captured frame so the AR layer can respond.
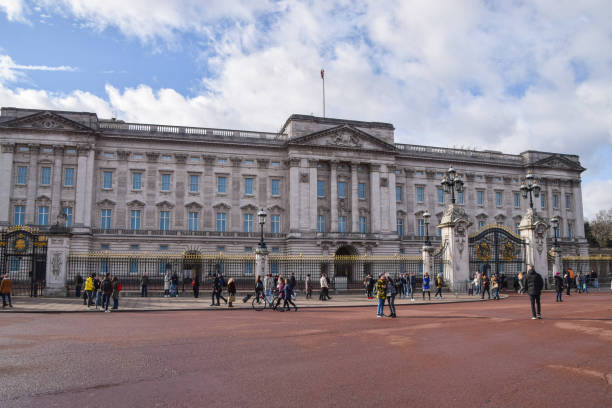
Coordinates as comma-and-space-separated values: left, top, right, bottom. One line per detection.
588, 208, 612, 248
584, 221, 599, 247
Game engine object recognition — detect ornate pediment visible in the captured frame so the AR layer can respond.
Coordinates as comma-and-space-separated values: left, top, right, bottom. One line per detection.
267, 204, 285, 213
240, 204, 258, 212
184, 201, 202, 210
288, 124, 396, 152
156, 200, 174, 209
96, 199, 116, 206
0, 111, 94, 132
127, 199, 146, 208
213, 202, 231, 210
531, 155, 585, 172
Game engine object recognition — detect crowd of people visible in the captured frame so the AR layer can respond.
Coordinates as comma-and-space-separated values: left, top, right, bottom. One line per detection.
76, 272, 122, 312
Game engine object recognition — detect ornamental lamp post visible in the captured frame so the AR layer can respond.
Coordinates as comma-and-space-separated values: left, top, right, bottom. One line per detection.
520, 172, 541, 210
257, 207, 267, 250
550, 216, 559, 249
423, 210, 431, 247
441, 165, 464, 204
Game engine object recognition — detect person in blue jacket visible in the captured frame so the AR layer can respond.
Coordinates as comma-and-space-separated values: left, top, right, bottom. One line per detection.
422, 272, 431, 300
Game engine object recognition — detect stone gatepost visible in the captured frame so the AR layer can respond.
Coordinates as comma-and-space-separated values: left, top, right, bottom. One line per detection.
518, 208, 549, 281
550, 246, 562, 278
255, 247, 269, 280
438, 204, 472, 291
44, 232, 71, 296
422, 244, 434, 280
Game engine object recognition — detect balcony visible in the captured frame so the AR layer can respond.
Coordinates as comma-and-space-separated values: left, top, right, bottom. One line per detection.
90, 228, 286, 238
316, 232, 377, 240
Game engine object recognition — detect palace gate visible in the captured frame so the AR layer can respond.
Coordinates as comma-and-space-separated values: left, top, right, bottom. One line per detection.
469, 225, 526, 282
0, 226, 48, 296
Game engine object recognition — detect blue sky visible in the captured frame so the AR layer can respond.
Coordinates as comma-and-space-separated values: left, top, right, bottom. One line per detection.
0, 0, 611, 219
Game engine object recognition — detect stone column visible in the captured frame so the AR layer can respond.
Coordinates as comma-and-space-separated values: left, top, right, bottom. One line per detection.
550, 246, 562, 277
330, 161, 338, 232
0, 143, 14, 225
369, 164, 381, 234
518, 208, 549, 282
308, 160, 318, 232
44, 232, 71, 296
573, 179, 585, 238
388, 165, 397, 234
74, 147, 89, 228
26, 144, 40, 224
351, 162, 359, 232
255, 247, 269, 280
438, 204, 471, 291
289, 158, 301, 235
50, 146, 63, 222
422, 244, 434, 280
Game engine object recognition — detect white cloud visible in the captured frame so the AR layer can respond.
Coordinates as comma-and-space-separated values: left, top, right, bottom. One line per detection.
583, 180, 612, 220
0, 55, 77, 84
0, 0, 27, 21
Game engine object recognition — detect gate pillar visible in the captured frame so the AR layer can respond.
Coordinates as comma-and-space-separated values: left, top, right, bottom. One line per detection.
518, 208, 549, 281
422, 244, 434, 280
550, 246, 562, 277
255, 247, 269, 280
44, 231, 71, 296
438, 205, 472, 290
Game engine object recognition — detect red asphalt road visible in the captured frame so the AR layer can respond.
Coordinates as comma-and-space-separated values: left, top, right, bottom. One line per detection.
1, 294, 611, 408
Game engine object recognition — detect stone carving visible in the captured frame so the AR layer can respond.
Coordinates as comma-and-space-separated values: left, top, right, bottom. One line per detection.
380, 177, 388, 187
328, 131, 361, 148
257, 159, 269, 169
440, 204, 472, 227
300, 172, 309, 183
117, 150, 130, 160
1, 143, 15, 153
175, 153, 188, 164
51, 252, 62, 278
146, 152, 160, 162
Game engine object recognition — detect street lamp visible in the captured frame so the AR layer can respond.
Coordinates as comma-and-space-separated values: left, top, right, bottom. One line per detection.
257, 207, 267, 250
550, 216, 559, 248
520, 172, 541, 209
423, 210, 431, 247
441, 165, 464, 204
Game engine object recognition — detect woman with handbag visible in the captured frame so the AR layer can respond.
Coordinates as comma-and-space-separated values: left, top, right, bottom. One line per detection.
227, 278, 236, 308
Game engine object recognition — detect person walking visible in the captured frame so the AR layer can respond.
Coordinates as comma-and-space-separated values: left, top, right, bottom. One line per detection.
386, 275, 397, 318
583, 271, 589, 294
434, 273, 444, 299
264, 273, 275, 304
1, 274, 13, 308
563, 270, 571, 296
422, 272, 431, 301
376, 275, 386, 317
480, 273, 491, 300
192, 274, 200, 298
575, 271, 582, 294
554, 272, 564, 302
274, 277, 285, 309
227, 277, 236, 308
74, 274, 83, 298
366, 273, 375, 299
84, 273, 94, 306
170, 271, 179, 297
525, 265, 544, 319
320, 273, 329, 301
163, 272, 171, 297
111, 276, 121, 310
140, 273, 148, 297
409, 272, 416, 301
474, 272, 481, 296
210, 273, 227, 306
517, 272, 524, 294
491, 274, 500, 300
402, 272, 409, 299
305, 274, 312, 299
93, 273, 102, 309
254, 275, 264, 301
100, 273, 112, 313
283, 276, 298, 311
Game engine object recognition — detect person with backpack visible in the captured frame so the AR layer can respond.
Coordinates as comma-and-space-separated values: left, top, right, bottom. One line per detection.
283, 276, 298, 311
422, 272, 431, 301
375, 275, 386, 317
554, 272, 564, 302
525, 265, 544, 319
386, 275, 397, 318
111, 276, 121, 310
434, 273, 444, 299
140, 273, 148, 297
210, 273, 227, 306
100, 273, 113, 313
227, 278, 236, 308
480, 273, 491, 300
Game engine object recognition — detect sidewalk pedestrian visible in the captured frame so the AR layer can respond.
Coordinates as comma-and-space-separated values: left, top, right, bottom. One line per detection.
111, 276, 121, 310
264, 273, 275, 303
74, 274, 83, 298
274, 277, 285, 309
386, 275, 397, 318
480, 273, 491, 300
163, 272, 171, 297
525, 265, 544, 319
409, 272, 416, 301
320, 273, 329, 301
140, 273, 148, 297
402, 272, 409, 299
84, 273, 94, 306
283, 276, 298, 311
305, 274, 312, 299
100, 273, 112, 313
474, 272, 481, 296
365, 273, 375, 299
1, 274, 13, 308
227, 278, 236, 308
94, 273, 102, 309
434, 273, 444, 299
583, 271, 589, 294
554, 272, 563, 302
170, 271, 179, 297
210, 273, 227, 306
422, 273, 431, 300
563, 271, 571, 296
255, 275, 264, 301
491, 274, 500, 300
376, 275, 386, 317
575, 271, 582, 294
517, 272, 524, 294
192, 274, 200, 298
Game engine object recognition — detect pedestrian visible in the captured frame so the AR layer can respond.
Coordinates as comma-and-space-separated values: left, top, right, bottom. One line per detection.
210, 273, 227, 306
325, 274, 332, 300
386, 275, 397, 318
422, 272, 431, 300
305, 274, 312, 299
111, 276, 121, 310
395, 275, 404, 299
289, 273, 297, 290
140, 273, 148, 297
402, 272, 409, 299
474, 272, 481, 296
366, 273, 375, 299
491, 274, 500, 300
554, 272, 563, 302
583, 271, 589, 294
100, 273, 112, 313
274, 276, 285, 309
434, 273, 444, 299
255, 275, 264, 301
376, 275, 386, 317
525, 265, 544, 319
227, 277, 236, 308
283, 276, 298, 311
170, 271, 179, 297
163, 272, 171, 297
575, 271, 582, 294
320, 273, 329, 301
264, 273, 275, 304
480, 273, 491, 300
517, 272, 524, 294
74, 274, 83, 298
563, 270, 571, 296
192, 274, 200, 298
1, 274, 13, 308
591, 269, 598, 289
93, 273, 102, 309
84, 273, 94, 306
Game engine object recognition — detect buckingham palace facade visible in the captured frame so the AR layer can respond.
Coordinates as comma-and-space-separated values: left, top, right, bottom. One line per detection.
0, 107, 588, 257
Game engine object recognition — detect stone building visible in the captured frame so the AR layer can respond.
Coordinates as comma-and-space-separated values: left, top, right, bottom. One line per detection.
0, 107, 588, 257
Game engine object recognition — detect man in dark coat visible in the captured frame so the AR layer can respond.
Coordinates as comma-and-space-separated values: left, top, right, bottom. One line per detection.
525, 265, 544, 319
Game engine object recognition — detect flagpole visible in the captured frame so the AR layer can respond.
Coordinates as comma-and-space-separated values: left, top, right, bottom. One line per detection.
321, 69, 326, 118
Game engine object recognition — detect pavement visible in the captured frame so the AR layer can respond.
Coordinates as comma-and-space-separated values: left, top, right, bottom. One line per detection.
0, 291, 493, 312
0, 293, 610, 408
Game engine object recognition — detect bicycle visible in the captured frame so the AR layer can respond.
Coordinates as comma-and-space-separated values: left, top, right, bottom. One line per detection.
251, 290, 284, 311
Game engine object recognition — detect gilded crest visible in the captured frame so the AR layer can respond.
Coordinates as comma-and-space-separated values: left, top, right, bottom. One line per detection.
501, 242, 516, 261
476, 242, 492, 261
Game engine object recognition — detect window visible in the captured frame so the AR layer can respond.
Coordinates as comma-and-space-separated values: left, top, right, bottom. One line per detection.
10, 257, 20, 272
457, 190, 464, 205
129, 259, 138, 274
40, 167, 51, 185
159, 245, 169, 251
188, 212, 198, 231
63, 207, 73, 227
243, 213, 253, 232
14, 206, 24, 225
415, 170, 424, 176
359, 183, 366, 199
513, 192, 520, 208
130, 244, 139, 251
317, 215, 325, 233
478, 220, 485, 229
64, 168, 74, 187
437, 188, 444, 204
395, 186, 402, 202
270, 215, 280, 233
397, 218, 404, 237
358, 216, 367, 233
104, 152, 115, 159
338, 216, 347, 233
132, 153, 144, 159
217, 176, 226, 193
317, 180, 325, 197
555, 225, 561, 238
271, 179, 280, 196
159, 211, 170, 230
161, 155, 172, 161
218, 158, 227, 164
244, 160, 254, 166
101, 209, 112, 229
16, 166, 27, 185
244, 178, 254, 195
244, 247, 253, 275
130, 210, 141, 230
189, 156, 199, 163
495, 191, 502, 207
271, 161, 280, 167
417, 219, 425, 237
477, 191, 484, 206
567, 222, 573, 239
161, 174, 171, 191
103, 171, 112, 189
132, 172, 142, 190
515, 222, 520, 235
553, 194, 559, 209
189, 175, 199, 193
38, 206, 49, 225
541, 194, 546, 209
565, 194, 571, 210
216, 246, 225, 252
216, 213, 226, 232
416, 186, 424, 203
338, 181, 346, 198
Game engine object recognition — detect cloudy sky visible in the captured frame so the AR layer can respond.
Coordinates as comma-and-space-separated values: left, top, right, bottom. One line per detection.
0, 0, 610, 219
